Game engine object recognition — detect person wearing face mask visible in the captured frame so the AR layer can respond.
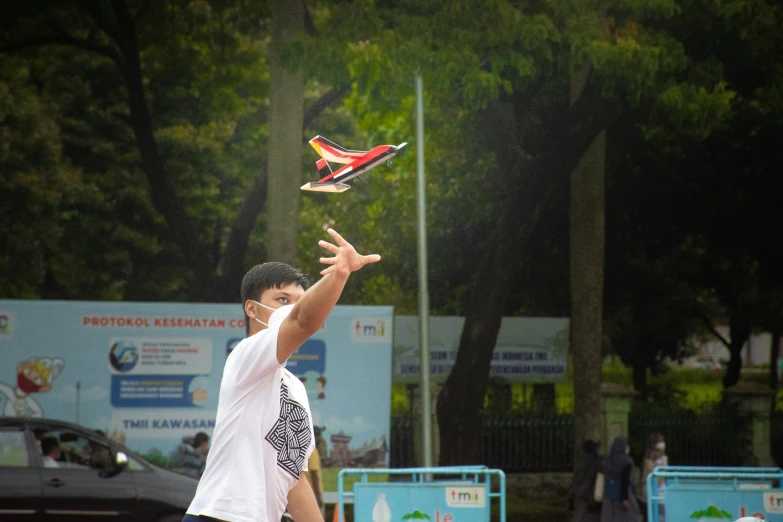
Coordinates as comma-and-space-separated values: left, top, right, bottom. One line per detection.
638, 433, 668, 521
184, 228, 381, 522
601, 436, 642, 522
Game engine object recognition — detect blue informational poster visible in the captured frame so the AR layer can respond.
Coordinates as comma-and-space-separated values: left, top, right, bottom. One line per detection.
666, 485, 783, 521
0, 300, 393, 491
649, 468, 783, 522
354, 482, 489, 522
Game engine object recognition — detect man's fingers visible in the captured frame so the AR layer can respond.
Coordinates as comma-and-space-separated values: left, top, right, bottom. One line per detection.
327, 228, 350, 247
318, 239, 339, 254
319, 257, 337, 265
361, 254, 382, 265
320, 265, 335, 276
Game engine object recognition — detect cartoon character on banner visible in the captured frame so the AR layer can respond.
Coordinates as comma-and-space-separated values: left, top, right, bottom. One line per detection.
0, 357, 65, 417
297, 373, 328, 402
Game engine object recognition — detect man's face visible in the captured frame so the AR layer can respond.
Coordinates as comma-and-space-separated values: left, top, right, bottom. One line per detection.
247, 282, 306, 333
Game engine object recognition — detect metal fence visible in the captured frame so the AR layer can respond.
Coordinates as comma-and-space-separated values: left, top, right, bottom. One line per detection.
628, 408, 747, 467
390, 408, 751, 472
390, 414, 575, 472
481, 414, 574, 472
389, 416, 415, 468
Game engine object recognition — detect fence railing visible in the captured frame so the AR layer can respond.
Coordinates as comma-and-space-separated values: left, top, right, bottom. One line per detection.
390, 408, 752, 472
390, 414, 575, 472
629, 408, 746, 467
482, 414, 574, 472
389, 416, 415, 468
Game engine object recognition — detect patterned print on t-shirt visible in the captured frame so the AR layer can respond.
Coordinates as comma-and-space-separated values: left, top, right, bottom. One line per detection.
265, 380, 312, 478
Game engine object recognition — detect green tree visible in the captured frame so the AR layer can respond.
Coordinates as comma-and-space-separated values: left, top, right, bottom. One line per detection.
0, 0, 347, 301
602, 0, 783, 391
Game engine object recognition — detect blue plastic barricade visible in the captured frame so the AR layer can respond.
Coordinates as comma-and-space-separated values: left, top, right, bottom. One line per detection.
337, 466, 506, 522
646, 466, 783, 521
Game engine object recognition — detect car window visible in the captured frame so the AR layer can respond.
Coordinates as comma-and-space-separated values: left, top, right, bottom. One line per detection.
35, 429, 114, 471
0, 429, 30, 468
127, 455, 145, 471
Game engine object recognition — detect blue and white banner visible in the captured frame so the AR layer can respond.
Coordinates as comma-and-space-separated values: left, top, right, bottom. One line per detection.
393, 316, 569, 383
0, 300, 393, 490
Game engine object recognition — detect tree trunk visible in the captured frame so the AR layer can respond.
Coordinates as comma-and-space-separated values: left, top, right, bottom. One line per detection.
265, 0, 305, 265
770, 325, 780, 390
723, 310, 751, 388
570, 63, 606, 454
437, 88, 620, 466
219, 172, 268, 302
437, 102, 525, 465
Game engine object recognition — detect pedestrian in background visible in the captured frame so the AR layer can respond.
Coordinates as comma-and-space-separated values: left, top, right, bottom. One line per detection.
601, 436, 642, 522
569, 439, 602, 522
640, 433, 668, 522
173, 431, 210, 478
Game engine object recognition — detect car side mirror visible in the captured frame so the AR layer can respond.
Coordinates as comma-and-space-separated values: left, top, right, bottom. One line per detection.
99, 451, 129, 478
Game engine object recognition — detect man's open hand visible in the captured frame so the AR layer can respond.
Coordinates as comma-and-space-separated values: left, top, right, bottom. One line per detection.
318, 228, 381, 276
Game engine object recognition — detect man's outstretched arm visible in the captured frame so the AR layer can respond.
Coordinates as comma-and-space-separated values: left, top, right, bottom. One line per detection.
287, 473, 323, 521
276, 228, 380, 363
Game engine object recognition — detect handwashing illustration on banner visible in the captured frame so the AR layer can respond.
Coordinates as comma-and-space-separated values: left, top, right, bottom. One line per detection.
0, 356, 65, 417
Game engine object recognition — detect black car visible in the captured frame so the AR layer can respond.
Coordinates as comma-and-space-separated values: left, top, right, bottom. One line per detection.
0, 417, 198, 521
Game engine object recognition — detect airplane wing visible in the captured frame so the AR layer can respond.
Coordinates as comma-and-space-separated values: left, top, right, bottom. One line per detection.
300, 181, 351, 193
309, 136, 369, 164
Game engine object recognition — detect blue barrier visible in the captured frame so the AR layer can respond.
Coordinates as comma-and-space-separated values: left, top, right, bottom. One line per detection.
337, 466, 506, 522
646, 466, 783, 521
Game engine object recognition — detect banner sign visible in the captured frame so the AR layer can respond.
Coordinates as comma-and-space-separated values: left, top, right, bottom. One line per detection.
393, 316, 569, 383
648, 467, 783, 522
0, 300, 392, 492
354, 483, 489, 522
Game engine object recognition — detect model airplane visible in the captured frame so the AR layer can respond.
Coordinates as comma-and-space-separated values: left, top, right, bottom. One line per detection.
301, 135, 407, 192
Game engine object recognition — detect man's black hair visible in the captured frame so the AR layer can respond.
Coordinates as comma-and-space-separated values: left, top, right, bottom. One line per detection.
41, 436, 59, 456
194, 432, 210, 448
240, 262, 310, 334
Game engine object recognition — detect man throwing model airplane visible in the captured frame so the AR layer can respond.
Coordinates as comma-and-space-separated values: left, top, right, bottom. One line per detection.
184, 228, 381, 522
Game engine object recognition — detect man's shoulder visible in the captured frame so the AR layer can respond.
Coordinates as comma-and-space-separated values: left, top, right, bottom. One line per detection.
232, 328, 278, 354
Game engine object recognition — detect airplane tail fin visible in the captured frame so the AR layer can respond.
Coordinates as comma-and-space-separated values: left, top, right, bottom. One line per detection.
316, 158, 333, 180
309, 135, 367, 163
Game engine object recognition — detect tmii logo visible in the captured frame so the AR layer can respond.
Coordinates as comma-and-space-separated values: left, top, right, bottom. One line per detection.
351, 317, 390, 342
446, 486, 485, 508
766, 491, 783, 513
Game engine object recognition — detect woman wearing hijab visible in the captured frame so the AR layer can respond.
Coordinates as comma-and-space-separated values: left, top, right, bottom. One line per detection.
601, 436, 642, 522
569, 439, 602, 522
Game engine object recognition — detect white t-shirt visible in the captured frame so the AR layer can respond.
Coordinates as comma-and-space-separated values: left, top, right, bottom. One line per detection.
42, 455, 59, 468
187, 306, 315, 522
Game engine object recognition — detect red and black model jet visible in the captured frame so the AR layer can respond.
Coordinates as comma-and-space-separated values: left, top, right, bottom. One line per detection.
301, 135, 407, 193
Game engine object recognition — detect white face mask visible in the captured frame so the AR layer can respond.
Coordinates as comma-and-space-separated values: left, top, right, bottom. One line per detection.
655, 441, 666, 451
249, 300, 293, 328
